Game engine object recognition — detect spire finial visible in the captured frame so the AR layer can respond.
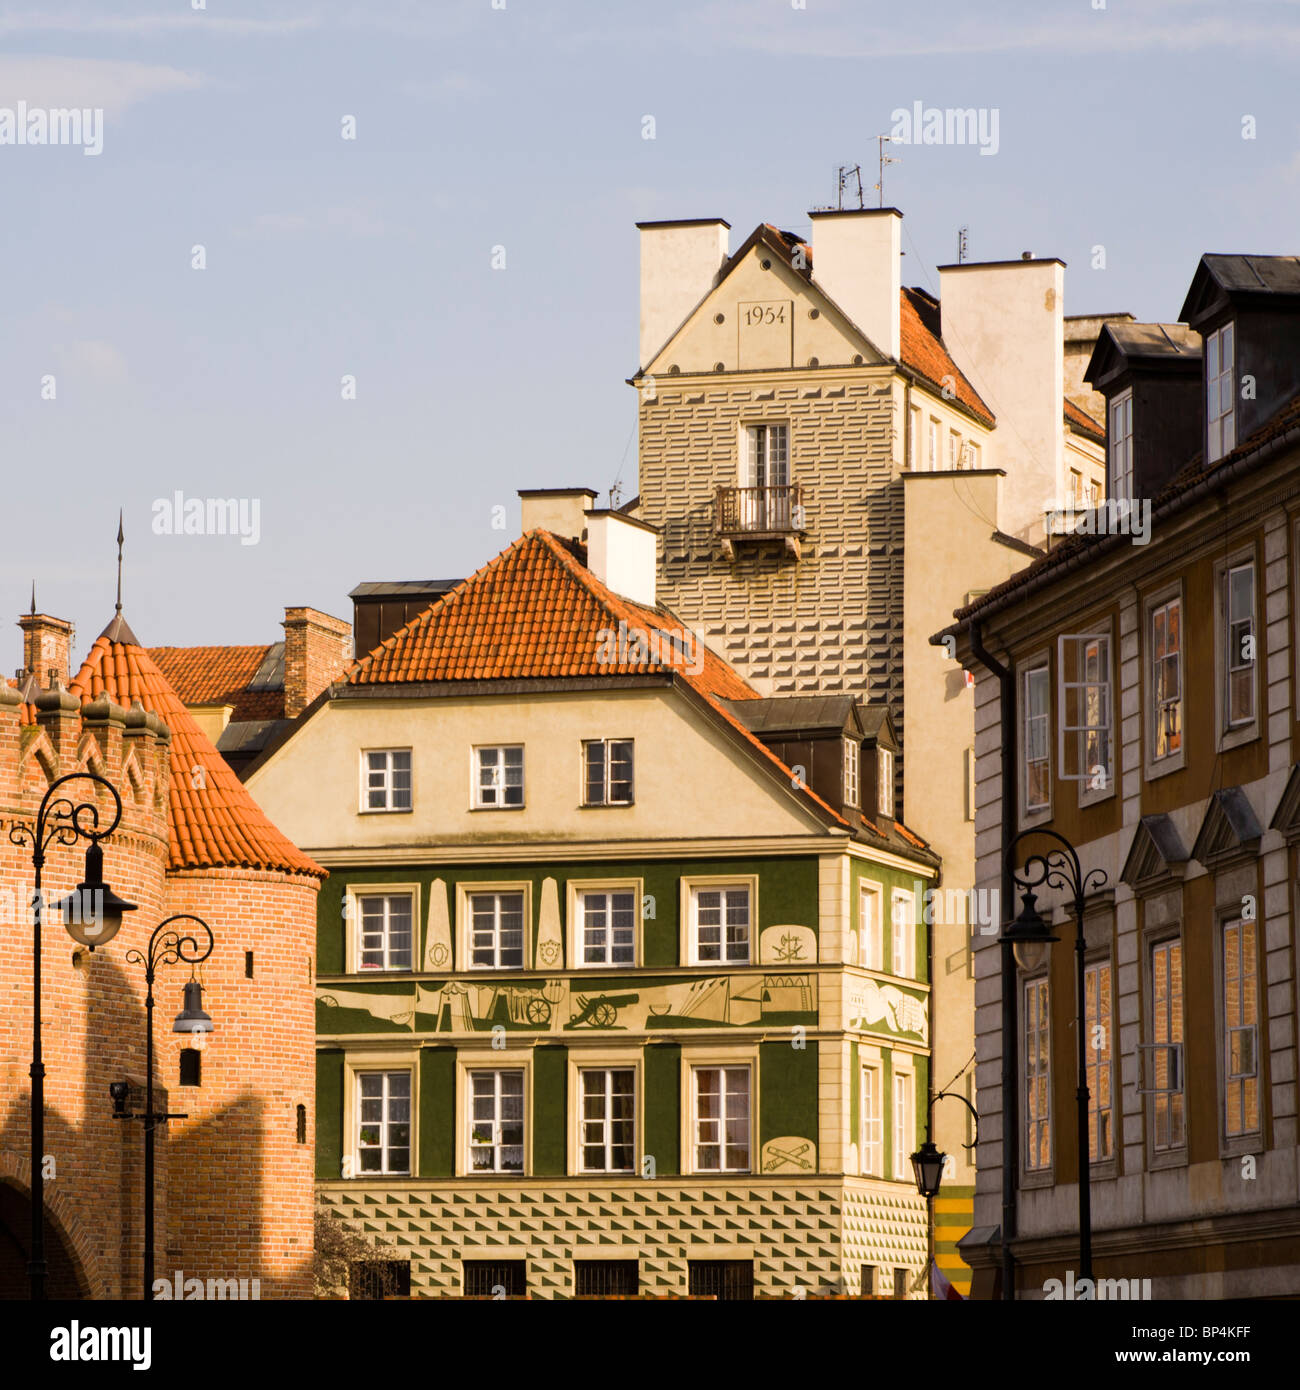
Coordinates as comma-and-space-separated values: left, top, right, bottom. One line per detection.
115, 509, 124, 616
30, 580, 36, 616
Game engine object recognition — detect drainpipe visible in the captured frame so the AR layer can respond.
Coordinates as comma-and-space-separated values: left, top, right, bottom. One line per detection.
966, 618, 1017, 1302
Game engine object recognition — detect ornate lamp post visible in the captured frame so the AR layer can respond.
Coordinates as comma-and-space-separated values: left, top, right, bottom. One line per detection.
115, 915, 215, 1301
9, 771, 138, 1300
909, 1088, 980, 1199
1003, 827, 1108, 1285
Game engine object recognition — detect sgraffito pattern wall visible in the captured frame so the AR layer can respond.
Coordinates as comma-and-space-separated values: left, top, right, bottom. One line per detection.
319, 1178, 926, 1298
637, 373, 902, 706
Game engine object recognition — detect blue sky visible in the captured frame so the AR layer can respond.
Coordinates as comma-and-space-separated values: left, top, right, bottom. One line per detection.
2, 0, 1298, 664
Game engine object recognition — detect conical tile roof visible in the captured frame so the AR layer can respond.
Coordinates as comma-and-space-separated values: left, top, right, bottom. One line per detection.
70, 628, 324, 878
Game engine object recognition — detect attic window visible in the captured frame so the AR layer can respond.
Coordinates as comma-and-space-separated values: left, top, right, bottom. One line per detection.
843, 739, 860, 808
1207, 322, 1236, 463
1109, 389, 1133, 502
877, 747, 894, 818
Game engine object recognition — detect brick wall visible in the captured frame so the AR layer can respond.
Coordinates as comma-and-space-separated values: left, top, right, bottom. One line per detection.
0, 682, 319, 1298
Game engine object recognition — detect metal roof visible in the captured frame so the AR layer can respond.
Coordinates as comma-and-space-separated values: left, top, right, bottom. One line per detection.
348, 580, 461, 599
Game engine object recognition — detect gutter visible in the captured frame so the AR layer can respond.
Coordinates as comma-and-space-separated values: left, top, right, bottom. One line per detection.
938, 413, 1300, 639
965, 618, 1018, 1302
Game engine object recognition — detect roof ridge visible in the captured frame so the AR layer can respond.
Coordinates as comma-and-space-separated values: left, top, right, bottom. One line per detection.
69, 634, 324, 878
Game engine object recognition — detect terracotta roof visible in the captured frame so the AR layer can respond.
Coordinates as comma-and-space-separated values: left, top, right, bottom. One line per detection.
69, 631, 324, 878
899, 287, 995, 427
1064, 398, 1104, 441
347, 530, 871, 831
149, 644, 285, 722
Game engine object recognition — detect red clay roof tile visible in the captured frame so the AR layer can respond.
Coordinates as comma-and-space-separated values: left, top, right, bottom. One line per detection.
69, 635, 323, 878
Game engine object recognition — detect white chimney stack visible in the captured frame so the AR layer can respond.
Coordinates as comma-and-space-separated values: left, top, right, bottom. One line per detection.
807, 208, 902, 360
936, 257, 1066, 542
584, 510, 659, 609
637, 218, 730, 369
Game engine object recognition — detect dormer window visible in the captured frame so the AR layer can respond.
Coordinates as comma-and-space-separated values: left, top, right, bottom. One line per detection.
877, 747, 894, 818
843, 738, 860, 808
1109, 389, 1133, 501
1207, 322, 1236, 463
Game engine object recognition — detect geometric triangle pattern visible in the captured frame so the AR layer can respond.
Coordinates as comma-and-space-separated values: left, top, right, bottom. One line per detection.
318, 1179, 928, 1298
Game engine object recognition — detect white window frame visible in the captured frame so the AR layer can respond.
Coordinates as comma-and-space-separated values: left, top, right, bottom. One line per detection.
567, 1048, 641, 1175
1146, 590, 1185, 775
1084, 959, 1114, 1163
1056, 630, 1113, 797
908, 404, 922, 470
965, 440, 981, 469
582, 737, 635, 807
1023, 976, 1052, 1175
454, 1050, 533, 1177
1220, 558, 1257, 737
859, 882, 883, 971
891, 1065, 914, 1181
843, 737, 860, 808
681, 876, 756, 966
359, 747, 412, 813
1109, 388, 1133, 501
1220, 917, 1260, 1142
688, 1062, 753, 1175
1206, 321, 1236, 464
349, 887, 418, 973
928, 417, 940, 470
1022, 663, 1051, 814
466, 1067, 527, 1174
568, 880, 642, 969
577, 1066, 638, 1174
353, 1067, 413, 1177
472, 744, 525, 810
890, 888, 915, 979
947, 429, 962, 471
457, 881, 531, 971
877, 746, 895, 818
860, 1060, 883, 1177
741, 422, 789, 489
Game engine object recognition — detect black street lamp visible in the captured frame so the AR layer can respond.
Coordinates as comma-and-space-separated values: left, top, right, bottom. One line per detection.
8, 771, 138, 1300
116, 916, 215, 1300
1003, 828, 1108, 1287
909, 1089, 980, 1199
909, 1090, 979, 1301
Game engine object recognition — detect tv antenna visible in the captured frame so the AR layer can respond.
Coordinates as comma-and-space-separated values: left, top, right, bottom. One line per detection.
874, 135, 900, 207
957, 226, 969, 264
836, 164, 865, 211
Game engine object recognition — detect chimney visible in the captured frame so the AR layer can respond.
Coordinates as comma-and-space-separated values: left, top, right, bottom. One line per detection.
18, 608, 73, 689
807, 208, 902, 359
636, 218, 730, 368
584, 510, 660, 608
282, 607, 352, 718
937, 256, 1066, 543
519, 488, 598, 544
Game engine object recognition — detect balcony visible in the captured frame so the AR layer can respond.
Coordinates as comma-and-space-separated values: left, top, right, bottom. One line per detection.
713, 484, 806, 560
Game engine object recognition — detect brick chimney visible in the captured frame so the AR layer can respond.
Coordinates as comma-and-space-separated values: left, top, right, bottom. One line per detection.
282, 607, 352, 718
18, 607, 74, 689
